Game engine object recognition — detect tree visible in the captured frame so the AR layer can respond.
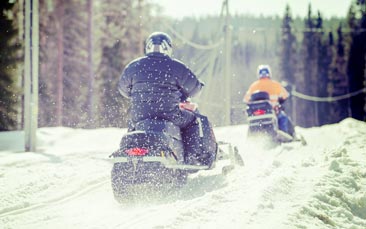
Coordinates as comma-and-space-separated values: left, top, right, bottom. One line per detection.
61, 0, 90, 128
328, 24, 350, 123
38, 0, 89, 128
86, 0, 95, 127
347, 0, 366, 121
36, 0, 155, 128
38, 0, 60, 127
96, 0, 150, 127
297, 4, 318, 127
55, 0, 65, 127
280, 5, 297, 85
356, 0, 366, 14
0, 1, 20, 130
315, 12, 332, 125
280, 5, 298, 123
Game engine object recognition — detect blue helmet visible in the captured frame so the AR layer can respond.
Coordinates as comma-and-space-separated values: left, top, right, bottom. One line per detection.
257, 65, 272, 79
145, 32, 173, 57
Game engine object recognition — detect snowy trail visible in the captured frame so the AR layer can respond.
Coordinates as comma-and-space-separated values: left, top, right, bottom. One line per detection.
1, 119, 366, 229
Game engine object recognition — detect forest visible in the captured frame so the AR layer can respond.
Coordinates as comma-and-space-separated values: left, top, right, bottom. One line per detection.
0, 0, 365, 131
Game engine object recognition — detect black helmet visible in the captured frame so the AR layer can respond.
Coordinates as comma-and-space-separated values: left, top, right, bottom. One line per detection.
145, 32, 173, 57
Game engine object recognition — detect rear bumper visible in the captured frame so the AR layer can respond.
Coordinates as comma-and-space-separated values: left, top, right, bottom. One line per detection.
111, 156, 209, 170
248, 114, 277, 127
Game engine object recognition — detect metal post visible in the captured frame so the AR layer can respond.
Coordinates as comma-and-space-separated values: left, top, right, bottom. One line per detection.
224, 0, 232, 126
17, 0, 24, 130
24, 0, 39, 152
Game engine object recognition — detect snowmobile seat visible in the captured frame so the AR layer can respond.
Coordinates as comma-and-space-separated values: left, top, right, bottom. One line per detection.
250, 91, 270, 101
134, 119, 182, 140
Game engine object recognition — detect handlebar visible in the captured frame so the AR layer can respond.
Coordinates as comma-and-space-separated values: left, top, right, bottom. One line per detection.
179, 101, 198, 111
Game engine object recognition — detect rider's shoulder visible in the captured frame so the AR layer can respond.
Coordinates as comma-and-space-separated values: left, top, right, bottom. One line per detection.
170, 58, 190, 69
124, 56, 146, 68
271, 79, 283, 86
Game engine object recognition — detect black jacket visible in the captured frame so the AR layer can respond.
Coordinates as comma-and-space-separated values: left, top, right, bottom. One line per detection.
118, 53, 203, 122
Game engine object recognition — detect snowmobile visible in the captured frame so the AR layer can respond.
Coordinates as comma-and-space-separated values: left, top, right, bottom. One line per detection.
245, 91, 306, 145
110, 102, 243, 203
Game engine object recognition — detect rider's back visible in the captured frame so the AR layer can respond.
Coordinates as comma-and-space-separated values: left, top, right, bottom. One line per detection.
244, 78, 288, 106
119, 53, 202, 124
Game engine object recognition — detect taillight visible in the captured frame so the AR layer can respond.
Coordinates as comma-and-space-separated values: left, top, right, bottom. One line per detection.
125, 148, 149, 156
253, 109, 266, 116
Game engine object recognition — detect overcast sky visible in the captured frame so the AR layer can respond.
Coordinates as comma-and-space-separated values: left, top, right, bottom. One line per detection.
149, 0, 353, 19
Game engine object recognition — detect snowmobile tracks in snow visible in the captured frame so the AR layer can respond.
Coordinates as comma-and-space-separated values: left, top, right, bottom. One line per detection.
0, 177, 108, 218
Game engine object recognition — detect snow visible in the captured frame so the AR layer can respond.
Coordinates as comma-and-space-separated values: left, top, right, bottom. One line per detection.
1, 118, 366, 229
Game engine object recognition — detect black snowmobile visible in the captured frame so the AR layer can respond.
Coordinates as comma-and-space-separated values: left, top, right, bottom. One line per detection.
245, 91, 306, 145
110, 102, 243, 203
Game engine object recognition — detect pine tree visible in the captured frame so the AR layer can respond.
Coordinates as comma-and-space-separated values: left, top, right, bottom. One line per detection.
326, 31, 337, 122
356, 0, 366, 14
347, 0, 366, 121
39, 0, 59, 127
96, 0, 150, 127
280, 5, 297, 85
38, 0, 90, 128
62, 0, 90, 127
36, 0, 154, 128
0, 1, 20, 131
280, 5, 297, 124
298, 4, 318, 127
315, 12, 332, 125
328, 24, 350, 123
86, 0, 95, 127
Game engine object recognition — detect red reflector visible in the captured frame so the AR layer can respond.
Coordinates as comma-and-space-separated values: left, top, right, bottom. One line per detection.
125, 148, 149, 156
253, 109, 266, 116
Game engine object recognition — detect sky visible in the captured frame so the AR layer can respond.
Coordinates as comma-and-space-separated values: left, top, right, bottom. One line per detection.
149, 0, 353, 19
1, 118, 366, 228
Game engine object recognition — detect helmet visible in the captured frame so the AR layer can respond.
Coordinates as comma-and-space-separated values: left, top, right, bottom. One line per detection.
257, 65, 271, 79
145, 32, 173, 57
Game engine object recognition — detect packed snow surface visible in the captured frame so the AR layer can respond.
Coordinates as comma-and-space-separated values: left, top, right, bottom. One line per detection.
1, 118, 366, 229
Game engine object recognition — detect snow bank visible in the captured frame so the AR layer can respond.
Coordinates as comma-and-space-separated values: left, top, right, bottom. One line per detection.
0, 118, 365, 229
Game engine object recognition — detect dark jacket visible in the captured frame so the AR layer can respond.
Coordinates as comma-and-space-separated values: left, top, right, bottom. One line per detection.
118, 53, 203, 124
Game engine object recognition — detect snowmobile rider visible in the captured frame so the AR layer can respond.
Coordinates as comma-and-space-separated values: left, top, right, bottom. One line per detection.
118, 32, 214, 166
243, 65, 294, 136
